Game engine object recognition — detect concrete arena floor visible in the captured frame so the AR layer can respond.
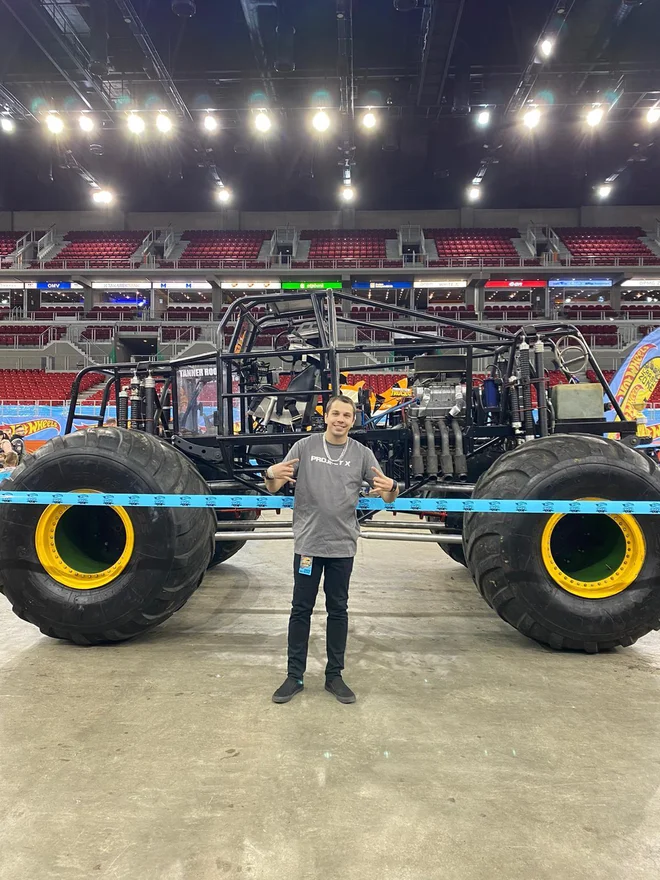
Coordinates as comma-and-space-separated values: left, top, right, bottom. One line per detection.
2, 514, 660, 880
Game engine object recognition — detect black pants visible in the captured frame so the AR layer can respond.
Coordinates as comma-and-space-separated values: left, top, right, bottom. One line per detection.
287, 554, 354, 680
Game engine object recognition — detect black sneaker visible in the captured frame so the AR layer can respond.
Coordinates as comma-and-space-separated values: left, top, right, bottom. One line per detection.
325, 677, 356, 704
272, 676, 304, 703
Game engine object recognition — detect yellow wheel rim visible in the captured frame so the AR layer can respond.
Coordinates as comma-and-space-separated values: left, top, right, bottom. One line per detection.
541, 500, 645, 599
35, 493, 135, 590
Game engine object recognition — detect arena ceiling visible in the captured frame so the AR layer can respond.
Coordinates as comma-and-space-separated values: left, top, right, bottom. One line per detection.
0, 0, 659, 212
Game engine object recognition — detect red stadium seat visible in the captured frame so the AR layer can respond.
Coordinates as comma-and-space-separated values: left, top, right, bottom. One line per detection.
556, 228, 660, 266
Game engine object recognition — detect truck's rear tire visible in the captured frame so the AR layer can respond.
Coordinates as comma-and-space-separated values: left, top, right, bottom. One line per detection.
439, 539, 467, 567
0, 428, 215, 645
463, 434, 660, 652
208, 509, 257, 568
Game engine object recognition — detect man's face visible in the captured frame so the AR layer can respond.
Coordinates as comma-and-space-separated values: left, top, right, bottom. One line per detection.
325, 401, 355, 439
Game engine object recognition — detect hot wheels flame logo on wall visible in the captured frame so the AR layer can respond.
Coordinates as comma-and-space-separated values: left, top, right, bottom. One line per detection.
0, 418, 60, 437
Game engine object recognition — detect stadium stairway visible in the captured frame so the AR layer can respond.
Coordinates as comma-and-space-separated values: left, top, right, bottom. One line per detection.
293, 237, 311, 261
385, 239, 400, 260
641, 236, 660, 259
423, 238, 439, 261
512, 237, 535, 260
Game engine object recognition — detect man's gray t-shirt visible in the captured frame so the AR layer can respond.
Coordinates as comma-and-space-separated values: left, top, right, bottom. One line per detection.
283, 434, 381, 558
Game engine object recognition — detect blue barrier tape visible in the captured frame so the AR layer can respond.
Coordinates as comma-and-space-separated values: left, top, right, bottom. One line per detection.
0, 490, 658, 515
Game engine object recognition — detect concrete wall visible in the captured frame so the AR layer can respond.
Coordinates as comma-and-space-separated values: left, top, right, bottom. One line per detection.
2, 206, 659, 234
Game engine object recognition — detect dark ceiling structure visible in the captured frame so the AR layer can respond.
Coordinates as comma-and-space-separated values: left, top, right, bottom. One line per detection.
0, 0, 658, 212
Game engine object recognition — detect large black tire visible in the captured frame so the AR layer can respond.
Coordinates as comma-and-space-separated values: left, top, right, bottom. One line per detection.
464, 434, 660, 652
438, 533, 467, 567
208, 508, 257, 568
0, 427, 215, 645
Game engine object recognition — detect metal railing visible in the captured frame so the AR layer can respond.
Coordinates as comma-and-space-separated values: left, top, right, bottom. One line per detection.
37, 257, 143, 270
0, 252, 658, 272
163, 224, 175, 259
37, 225, 57, 262
524, 221, 539, 257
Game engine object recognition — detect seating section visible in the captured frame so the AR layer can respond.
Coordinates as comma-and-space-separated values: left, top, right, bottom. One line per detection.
295, 229, 396, 268
0, 369, 103, 403
426, 229, 522, 266
161, 325, 202, 342
620, 303, 660, 318
0, 232, 25, 267
0, 324, 67, 346
556, 228, 660, 265
88, 305, 139, 321
563, 304, 616, 319
31, 305, 84, 320
172, 231, 270, 268
483, 304, 532, 320
166, 305, 213, 321
44, 231, 146, 269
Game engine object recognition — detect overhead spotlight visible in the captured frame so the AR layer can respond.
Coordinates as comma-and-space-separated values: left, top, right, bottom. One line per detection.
539, 38, 554, 58
646, 106, 660, 124
476, 109, 490, 127
586, 106, 604, 127
45, 113, 64, 134
203, 113, 218, 132
362, 111, 377, 129
523, 108, 541, 129
1, 117, 15, 133
254, 111, 272, 133
156, 113, 172, 133
312, 110, 330, 132
341, 185, 355, 202
127, 113, 145, 134
79, 114, 94, 132
217, 187, 231, 204
92, 189, 114, 205
596, 184, 612, 199
467, 185, 481, 202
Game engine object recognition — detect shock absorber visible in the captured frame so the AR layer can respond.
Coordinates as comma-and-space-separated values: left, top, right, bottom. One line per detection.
508, 376, 522, 437
129, 372, 142, 430
534, 338, 549, 438
117, 388, 129, 428
161, 388, 172, 434
518, 339, 535, 442
143, 374, 156, 435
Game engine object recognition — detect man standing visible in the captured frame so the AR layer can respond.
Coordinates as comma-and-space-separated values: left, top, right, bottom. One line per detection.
265, 394, 399, 704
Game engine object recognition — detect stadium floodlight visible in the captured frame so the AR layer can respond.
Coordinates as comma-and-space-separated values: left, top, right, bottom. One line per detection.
467, 185, 481, 202
203, 113, 218, 132
254, 111, 271, 133
476, 109, 490, 127
646, 106, 660, 124
312, 110, 330, 132
539, 38, 554, 58
127, 113, 145, 134
156, 113, 172, 133
217, 186, 231, 204
586, 106, 604, 127
523, 108, 541, 129
46, 113, 64, 134
362, 111, 377, 129
79, 114, 94, 132
1, 117, 15, 133
596, 184, 612, 199
92, 189, 114, 205
341, 185, 355, 202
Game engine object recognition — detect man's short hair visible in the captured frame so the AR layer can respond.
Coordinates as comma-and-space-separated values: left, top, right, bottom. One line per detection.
325, 394, 356, 415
